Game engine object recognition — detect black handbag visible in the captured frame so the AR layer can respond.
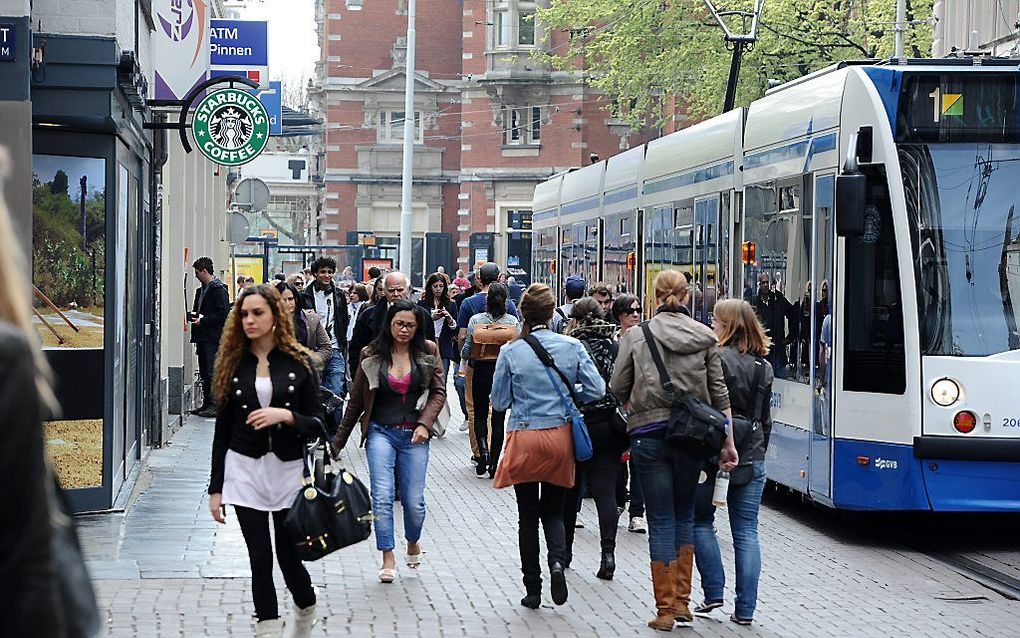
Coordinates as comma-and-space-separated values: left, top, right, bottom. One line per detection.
729, 357, 768, 487
640, 323, 728, 460
283, 438, 372, 562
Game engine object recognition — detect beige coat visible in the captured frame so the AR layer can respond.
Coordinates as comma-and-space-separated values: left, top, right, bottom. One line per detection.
610, 311, 730, 432
301, 310, 334, 372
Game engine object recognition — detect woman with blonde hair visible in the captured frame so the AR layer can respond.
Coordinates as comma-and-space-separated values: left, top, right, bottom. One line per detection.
692, 298, 773, 626
610, 269, 736, 631
491, 284, 605, 609
208, 284, 326, 637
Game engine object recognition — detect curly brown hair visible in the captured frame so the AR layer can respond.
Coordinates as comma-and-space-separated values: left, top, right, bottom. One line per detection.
213, 284, 314, 406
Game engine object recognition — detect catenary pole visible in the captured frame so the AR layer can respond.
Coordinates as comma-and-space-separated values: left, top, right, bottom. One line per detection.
894, 0, 906, 58
399, 0, 417, 276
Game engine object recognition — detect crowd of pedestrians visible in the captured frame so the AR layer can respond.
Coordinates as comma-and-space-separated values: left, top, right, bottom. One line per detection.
182, 255, 779, 635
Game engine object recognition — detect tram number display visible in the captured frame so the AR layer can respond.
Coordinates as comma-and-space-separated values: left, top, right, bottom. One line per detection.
896, 72, 1019, 143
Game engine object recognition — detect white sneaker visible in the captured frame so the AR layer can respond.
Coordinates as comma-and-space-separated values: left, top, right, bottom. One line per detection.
458, 421, 469, 432
628, 516, 647, 533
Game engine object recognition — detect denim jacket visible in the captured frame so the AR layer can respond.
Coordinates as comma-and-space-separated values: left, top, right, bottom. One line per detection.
491, 327, 605, 432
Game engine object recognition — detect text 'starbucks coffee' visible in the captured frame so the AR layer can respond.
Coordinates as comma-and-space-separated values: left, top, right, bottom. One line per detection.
191, 88, 270, 166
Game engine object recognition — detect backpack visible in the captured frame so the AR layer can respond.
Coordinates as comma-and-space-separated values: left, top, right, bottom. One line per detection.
470, 320, 517, 361
554, 306, 569, 333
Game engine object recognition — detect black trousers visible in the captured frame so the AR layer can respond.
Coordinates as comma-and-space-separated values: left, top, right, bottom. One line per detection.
471, 361, 505, 466
234, 506, 315, 621
195, 341, 218, 407
563, 451, 622, 557
513, 482, 567, 593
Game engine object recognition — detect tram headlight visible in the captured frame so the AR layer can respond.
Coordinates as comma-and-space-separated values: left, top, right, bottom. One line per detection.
930, 377, 962, 407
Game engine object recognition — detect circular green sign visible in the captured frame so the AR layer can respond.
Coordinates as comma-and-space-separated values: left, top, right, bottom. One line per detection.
191, 88, 270, 166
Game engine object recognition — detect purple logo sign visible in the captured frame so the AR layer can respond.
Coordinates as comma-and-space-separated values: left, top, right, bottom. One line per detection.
158, 0, 196, 42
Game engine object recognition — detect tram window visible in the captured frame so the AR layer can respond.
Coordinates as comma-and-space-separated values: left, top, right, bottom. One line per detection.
843, 167, 906, 394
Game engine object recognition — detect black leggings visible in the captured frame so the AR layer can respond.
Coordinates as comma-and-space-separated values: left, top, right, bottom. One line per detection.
513, 482, 567, 593
234, 505, 316, 621
563, 451, 622, 557
471, 361, 505, 465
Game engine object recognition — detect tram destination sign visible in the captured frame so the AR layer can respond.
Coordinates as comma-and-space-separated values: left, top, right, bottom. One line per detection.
897, 72, 1019, 143
191, 88, 270, 166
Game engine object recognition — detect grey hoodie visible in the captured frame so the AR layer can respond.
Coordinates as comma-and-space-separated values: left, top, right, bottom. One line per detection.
610, 310, 730, 432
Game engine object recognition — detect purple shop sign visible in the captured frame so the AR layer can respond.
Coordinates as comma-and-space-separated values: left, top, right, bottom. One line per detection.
152, 0, 211, 101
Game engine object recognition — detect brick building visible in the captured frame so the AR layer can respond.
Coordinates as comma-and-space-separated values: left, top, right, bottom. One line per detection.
312, 0, 652, 284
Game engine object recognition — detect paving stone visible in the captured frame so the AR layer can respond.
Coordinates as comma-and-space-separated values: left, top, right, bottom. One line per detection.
82, 385, 1019, 637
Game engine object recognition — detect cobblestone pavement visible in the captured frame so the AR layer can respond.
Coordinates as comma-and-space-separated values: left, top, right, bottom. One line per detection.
79, 397, 1019, 637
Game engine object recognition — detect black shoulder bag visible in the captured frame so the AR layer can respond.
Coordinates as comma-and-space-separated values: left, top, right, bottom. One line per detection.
640, 322, 728, 460
284, 432, 373, 562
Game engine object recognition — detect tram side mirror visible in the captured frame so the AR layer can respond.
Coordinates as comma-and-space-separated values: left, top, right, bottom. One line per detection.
836, 130, 866, 237
836, 172, 866, 237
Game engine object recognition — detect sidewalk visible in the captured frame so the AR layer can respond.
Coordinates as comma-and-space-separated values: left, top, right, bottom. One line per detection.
78, 404, 1016, 637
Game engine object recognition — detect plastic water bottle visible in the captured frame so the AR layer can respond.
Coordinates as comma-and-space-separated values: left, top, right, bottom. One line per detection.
712, 470, 730, 508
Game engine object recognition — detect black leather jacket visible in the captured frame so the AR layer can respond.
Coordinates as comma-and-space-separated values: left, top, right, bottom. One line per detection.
300, 283, 350, 351
208, 348, 325, 494
191, 278, 230, 344
719, 345, 774, 462
0, 322, 66, 635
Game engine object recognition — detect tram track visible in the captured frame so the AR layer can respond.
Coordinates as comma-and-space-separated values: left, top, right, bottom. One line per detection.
908, 541, 1020, 602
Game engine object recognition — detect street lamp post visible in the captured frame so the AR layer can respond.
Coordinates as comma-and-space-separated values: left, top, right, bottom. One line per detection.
398, 0, 417, 277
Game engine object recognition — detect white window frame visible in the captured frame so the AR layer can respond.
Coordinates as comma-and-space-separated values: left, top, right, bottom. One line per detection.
378, 111, 424, 144
503, 106, 541, 146
494, 9, 511, 47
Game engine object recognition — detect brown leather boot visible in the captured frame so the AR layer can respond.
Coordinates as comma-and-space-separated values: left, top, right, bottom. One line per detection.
647, 561, 677, 631
674, 545, 694, 622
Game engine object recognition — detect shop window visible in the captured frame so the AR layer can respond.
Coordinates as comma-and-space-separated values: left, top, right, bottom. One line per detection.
503, 106, 541, 145
32, 154, 107, 489
378, 111, 423, 144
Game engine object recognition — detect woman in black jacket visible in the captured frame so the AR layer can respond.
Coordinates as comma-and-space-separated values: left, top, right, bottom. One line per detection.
692, 298, 774, 627
208, 284, 325, 638
418, 272, 458, 378
562, 298, 628, 580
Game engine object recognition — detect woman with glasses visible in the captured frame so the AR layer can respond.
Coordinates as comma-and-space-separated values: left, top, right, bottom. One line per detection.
611, 293, 648, 535
333, 299, 447, 583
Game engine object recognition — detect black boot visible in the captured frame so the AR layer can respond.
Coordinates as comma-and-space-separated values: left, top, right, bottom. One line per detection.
596, 551, 616, 580
549, 561, 568, 605
521, 575, 542, 609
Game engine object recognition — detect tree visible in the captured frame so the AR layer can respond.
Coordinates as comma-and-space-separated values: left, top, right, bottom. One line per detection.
49, 169, 69, 196
536, 0, 933, 126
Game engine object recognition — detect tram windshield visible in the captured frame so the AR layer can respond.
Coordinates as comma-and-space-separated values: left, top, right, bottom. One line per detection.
901, 143, 1020, 356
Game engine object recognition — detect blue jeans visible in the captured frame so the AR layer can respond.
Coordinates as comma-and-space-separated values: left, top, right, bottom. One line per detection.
322, 348, 346, 397
366, 423, 430, 552
454, 362, 467, 415
693, 460, 766, 620
630, 434, 701, 563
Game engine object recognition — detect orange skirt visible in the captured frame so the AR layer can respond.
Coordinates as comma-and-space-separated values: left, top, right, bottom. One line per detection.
493, 423, 575, 489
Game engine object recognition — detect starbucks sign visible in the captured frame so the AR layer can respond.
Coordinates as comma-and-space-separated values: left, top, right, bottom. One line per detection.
191, 88, 270, 166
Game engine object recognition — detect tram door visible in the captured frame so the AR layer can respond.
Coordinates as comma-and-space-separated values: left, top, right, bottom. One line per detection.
691, 196, 721, 324
809, 174, 835, 498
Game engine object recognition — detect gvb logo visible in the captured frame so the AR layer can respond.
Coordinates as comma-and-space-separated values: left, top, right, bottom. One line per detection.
874, 458, 898, 470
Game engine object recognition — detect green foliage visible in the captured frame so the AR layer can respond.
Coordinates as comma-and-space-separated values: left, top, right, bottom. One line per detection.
536, 0, 934, 126
32, 176, 106, 307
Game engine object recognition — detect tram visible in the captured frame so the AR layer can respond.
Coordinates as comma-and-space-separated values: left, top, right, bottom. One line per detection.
532, 58, 1020, 511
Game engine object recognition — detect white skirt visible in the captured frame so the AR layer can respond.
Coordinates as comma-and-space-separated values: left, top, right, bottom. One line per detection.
221, 450, 304, 512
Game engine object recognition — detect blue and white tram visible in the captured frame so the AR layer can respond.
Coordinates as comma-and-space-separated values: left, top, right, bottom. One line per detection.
532, 59, 1020, 511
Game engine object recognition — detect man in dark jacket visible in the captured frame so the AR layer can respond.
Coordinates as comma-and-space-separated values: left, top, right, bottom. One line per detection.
348, 271, 435, 373
300, 256, 351, 401
190, 256, 230, 417
751, 272, 793, 379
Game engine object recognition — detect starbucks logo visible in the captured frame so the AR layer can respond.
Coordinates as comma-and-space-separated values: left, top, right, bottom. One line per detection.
192, 88, 270, 166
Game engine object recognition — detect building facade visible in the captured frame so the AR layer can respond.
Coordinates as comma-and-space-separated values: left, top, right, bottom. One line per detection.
0, 0, 232, 512
314, 0, 652, 284
933, 0, 1020, 56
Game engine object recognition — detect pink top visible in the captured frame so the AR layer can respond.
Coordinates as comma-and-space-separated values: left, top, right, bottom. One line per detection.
453, 276, 470, 289
387, 372, 412, 398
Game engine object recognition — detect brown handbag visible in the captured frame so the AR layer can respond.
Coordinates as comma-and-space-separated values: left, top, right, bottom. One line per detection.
470, 322, 517, 361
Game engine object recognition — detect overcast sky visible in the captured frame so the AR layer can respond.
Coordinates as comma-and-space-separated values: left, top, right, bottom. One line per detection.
241, 1, 318, 97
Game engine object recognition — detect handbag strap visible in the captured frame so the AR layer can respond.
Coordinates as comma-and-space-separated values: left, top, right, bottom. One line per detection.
522, 333, 580, 407
639, 322, 676, 398
749, 357, 768, 423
